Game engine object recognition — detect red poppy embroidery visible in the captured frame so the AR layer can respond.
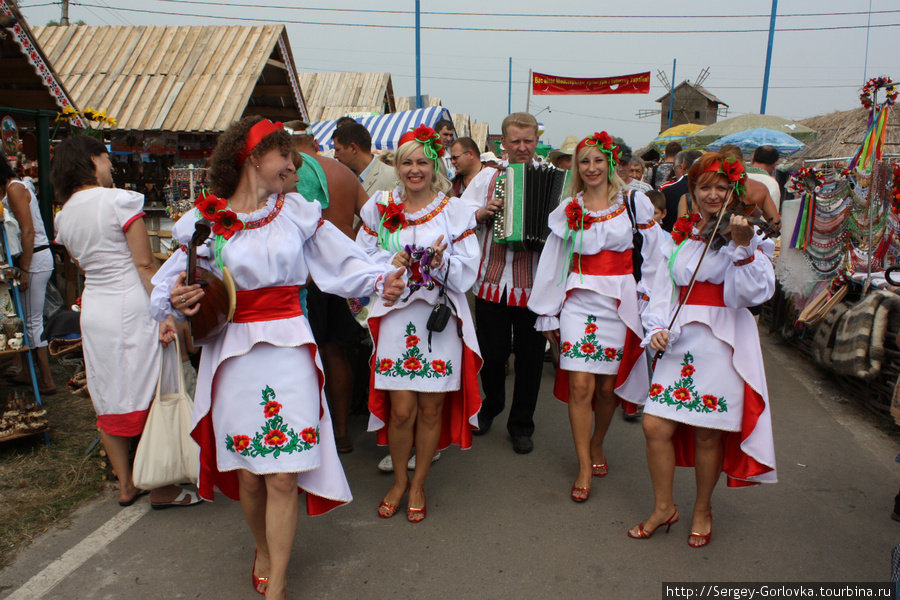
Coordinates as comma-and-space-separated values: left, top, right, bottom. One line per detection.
264, 429, 288, 446
673, 387, 691, 402
650, 383, 664, 397
604, 347, 617, 360
585, 323, 598, 334
701, 395, 719, 410
681, 364, 696, 378
300, 427, 317, 445
561, 341, 573, 354
581, 342, 596, 355
375, 323, 453, 380
232, 435, 251, 452
431, 360, 448, 375
263, 401, 282, 418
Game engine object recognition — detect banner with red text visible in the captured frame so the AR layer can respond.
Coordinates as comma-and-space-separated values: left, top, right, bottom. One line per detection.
532, 71, 651, 96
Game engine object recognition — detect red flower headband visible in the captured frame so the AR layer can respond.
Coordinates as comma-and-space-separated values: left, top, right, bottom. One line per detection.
694, 156, 747, 196
398, 125, 444, 171
576, 131, 619, 181
236, 119, 285, 167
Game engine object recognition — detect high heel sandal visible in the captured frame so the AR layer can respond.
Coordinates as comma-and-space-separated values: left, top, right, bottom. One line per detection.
591, 463, 608, 478
570, 484, 590, 503
688, 513, 712, 548
407, 491, 426, 523
251, 550, 268, 596
627, 509, 679, 539
378, 482, 409, 519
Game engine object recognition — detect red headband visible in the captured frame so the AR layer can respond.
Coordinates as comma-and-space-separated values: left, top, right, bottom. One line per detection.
236, 120, 284, 167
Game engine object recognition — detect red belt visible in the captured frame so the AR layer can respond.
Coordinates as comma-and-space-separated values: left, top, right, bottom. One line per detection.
571, 250, 633, 276
680, 281, 725, 307
233, 286, 303, 323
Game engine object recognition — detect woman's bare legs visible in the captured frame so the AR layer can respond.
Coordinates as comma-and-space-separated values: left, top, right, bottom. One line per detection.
690, 427, 723, 545
567, 371, 596, 499
589, 374, 619, 470
408, 392, 446, 518
628, 414, 680, 536
379, 390, 416, 516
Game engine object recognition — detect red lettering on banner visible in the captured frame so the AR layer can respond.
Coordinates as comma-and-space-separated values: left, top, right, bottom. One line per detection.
532, 71, 651, 96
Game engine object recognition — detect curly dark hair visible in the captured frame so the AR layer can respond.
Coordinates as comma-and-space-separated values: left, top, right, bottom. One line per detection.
0, 152, 16, 187
207, 116, 293, 198
50, 136, 108, 203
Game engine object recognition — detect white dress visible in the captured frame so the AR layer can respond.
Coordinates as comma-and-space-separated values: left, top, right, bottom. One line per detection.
54, 188, 160, 436
356, 189, 483, 450
151, 193, 390, 514
641, 224, 778, 486
528, 191, 666, 405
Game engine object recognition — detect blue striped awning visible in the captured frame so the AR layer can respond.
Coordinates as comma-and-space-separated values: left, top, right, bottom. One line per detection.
309, 106, 453, 151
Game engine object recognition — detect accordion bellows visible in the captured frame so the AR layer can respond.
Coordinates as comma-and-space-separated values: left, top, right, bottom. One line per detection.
493, 163, 569, 252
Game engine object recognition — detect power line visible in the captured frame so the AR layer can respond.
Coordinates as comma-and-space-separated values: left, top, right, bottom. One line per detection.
144, 1, 900, 20
65, 3, 900, 33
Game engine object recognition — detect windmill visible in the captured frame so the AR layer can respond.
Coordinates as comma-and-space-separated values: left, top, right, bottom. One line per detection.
637, 67, 727, 130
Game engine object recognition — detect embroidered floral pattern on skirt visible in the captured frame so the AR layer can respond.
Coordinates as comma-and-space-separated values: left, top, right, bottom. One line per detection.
648, 352, 728, 414
560, 315, 623, 363
225, 385, 320, 458
375, 323, 454, 379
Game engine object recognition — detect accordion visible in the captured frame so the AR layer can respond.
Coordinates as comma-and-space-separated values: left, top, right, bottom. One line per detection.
492, 162, 569, 251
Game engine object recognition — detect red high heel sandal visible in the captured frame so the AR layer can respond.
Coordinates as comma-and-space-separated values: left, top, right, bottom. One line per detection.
251, 550, 268, 596
688, 513, 713, 548
627, 509, 679, 539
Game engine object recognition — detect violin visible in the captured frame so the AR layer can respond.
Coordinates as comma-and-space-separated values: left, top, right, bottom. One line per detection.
186, 220, 236, 345
698, 196, 781, 250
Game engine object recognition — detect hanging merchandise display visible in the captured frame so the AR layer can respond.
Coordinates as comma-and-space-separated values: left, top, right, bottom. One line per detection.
165, 165, 208, 223
850, 76, 897, 174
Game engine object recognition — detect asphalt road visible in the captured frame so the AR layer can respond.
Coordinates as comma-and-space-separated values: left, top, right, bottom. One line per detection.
1, 332, 897, 600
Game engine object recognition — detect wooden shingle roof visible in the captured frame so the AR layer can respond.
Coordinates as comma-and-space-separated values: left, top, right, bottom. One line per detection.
298, 72, 394, 122
33, 24, 309, 133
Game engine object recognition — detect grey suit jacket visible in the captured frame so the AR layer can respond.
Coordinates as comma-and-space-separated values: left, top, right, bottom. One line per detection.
362, 157, 399, 196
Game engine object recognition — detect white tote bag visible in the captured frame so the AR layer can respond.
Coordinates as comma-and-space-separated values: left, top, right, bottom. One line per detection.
133, 338, 200, 489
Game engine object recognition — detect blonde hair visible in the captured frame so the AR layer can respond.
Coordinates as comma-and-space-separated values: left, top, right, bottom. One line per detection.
501, 112, 538, 137
394, 140, 451, 198
565, 144, 625, 202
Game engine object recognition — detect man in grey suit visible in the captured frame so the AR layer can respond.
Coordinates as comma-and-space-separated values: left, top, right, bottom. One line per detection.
332, 123, 398, 196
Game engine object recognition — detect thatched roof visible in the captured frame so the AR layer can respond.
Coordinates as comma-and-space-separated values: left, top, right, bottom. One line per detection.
794, 106, 900, 161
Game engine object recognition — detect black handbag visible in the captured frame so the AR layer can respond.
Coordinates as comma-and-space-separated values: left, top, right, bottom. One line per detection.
623, 190, 644, 282
426, 284, 462, 351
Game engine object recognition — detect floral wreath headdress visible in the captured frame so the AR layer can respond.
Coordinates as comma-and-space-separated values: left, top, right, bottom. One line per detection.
576, 131, 619, 182
692, 156, 748, 198
398, 125, 444, 172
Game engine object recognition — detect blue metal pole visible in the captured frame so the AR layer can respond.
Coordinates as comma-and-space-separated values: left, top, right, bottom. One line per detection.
415, 0, 422, 109
667, 59, 676, 130
508, 57, 512, 115
760, 0, 778, 114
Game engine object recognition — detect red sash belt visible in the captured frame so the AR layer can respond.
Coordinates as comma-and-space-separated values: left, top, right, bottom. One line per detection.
571, 250, 633, 276
680, 281, 725, 307
233, 286, 303, 323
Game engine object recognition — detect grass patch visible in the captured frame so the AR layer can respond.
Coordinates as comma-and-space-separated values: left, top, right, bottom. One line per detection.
0, 361, 107, 568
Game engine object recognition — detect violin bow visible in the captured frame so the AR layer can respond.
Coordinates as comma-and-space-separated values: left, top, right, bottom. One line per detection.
653, 187, 735, 362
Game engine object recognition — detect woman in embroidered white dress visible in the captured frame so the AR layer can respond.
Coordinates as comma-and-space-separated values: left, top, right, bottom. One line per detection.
627, 152, 777, 548
150, 117, 404, 600
357, 126, 481, 523
528, 132, 664, 503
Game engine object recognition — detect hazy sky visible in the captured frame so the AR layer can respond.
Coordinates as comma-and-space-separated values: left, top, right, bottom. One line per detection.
15, 0, 900, 149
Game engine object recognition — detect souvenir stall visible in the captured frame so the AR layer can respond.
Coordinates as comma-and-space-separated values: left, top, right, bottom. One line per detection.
763, 76, 900, 418
33, 23, 311, 260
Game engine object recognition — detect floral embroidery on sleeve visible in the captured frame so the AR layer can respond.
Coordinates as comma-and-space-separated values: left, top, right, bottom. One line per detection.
225, 385, 319, 458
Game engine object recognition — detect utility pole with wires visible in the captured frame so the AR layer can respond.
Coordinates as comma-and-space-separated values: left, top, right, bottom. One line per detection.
60, 0, 69, 25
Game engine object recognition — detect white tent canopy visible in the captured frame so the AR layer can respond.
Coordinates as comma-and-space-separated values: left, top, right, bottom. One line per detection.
309, 106, 453, 151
